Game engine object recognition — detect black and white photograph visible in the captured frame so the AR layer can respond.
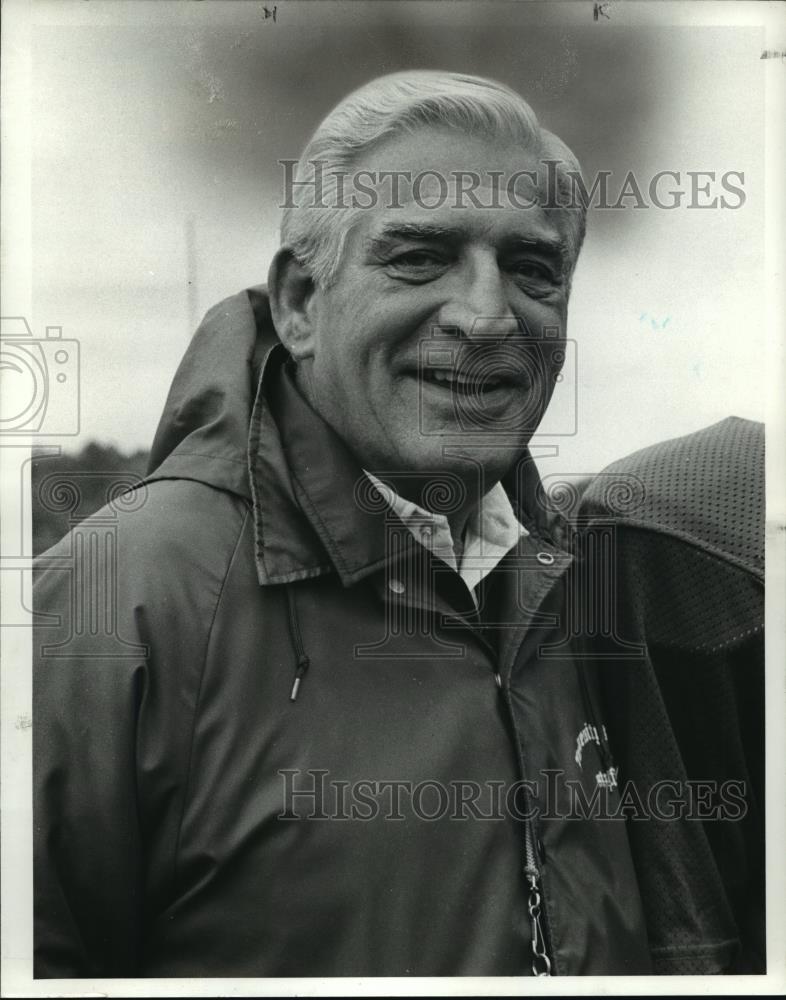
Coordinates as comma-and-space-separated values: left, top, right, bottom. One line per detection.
1, 0, 784, 994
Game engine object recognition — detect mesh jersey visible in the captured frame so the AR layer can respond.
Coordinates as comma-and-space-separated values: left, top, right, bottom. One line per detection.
576, 416, 765, 974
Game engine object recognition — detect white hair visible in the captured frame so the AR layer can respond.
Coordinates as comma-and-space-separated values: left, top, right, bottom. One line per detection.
280, 70, 587, 288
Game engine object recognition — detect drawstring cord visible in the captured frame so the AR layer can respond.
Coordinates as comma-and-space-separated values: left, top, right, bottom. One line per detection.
286, 585, 311, 702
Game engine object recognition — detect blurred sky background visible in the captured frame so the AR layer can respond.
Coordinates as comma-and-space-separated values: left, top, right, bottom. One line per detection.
29, 0, 765, 476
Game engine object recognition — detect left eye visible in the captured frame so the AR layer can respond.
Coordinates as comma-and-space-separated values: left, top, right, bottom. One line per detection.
510, 260, 553, 281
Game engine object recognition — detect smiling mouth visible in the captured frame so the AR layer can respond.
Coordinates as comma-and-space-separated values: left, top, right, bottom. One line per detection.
420, 368, 516, 395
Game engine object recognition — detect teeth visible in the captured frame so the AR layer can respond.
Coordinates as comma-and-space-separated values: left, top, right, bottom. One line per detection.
427, 370, 503, 390
428, 368, 502, 392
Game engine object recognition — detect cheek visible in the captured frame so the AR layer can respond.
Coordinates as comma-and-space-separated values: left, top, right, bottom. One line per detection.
510, 300, 567, 400
323, 315, 410, 380
514, 293, 567, 335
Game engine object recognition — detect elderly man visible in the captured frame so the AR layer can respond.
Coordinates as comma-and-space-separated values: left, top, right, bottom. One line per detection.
34, 71, 758, 979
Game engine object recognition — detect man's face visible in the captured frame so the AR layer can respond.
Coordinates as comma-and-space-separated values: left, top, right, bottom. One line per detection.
295, 127, 573, 491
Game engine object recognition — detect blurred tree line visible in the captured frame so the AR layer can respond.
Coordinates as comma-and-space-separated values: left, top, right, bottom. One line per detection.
32, 442, 150, 555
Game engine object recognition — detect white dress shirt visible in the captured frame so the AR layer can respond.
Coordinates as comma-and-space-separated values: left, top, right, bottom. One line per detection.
364, 472, 529, 604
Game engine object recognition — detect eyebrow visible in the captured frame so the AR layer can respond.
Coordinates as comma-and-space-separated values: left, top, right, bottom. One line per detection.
365, 223, 463, 255
366, 223, 568, 266
504, 236, 569, 270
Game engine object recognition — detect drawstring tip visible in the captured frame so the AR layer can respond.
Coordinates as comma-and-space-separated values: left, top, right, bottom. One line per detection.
289, 658, 309, 702
286, 586, 310, 703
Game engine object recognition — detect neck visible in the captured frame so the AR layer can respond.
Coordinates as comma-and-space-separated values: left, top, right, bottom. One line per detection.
372, 471, 486, 549
447, 509, 472, 560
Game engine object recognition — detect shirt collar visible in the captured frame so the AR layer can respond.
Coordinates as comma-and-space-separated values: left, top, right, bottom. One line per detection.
364, 472, 529, 598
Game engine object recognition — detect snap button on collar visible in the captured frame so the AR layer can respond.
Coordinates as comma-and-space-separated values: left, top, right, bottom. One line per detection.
388, 577, 406, 595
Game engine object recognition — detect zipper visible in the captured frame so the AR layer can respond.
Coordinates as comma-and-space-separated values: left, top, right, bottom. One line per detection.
497, 666, 555, 977
496, 668, 554, 976
522, 807, 552, 977
444, 611, 555, 976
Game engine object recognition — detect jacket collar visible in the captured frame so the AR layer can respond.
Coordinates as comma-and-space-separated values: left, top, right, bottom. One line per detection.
248, 346, 396, 586
244, 290, 566, 588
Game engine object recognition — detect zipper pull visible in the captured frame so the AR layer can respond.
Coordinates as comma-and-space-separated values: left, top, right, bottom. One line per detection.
526, 871, 552, 977
522, 792, 552, 975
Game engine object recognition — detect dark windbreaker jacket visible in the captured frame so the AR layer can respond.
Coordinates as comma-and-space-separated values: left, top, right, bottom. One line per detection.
33, 287, 763, 978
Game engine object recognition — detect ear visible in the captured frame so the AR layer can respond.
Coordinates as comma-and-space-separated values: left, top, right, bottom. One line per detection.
267, 248, 319, 360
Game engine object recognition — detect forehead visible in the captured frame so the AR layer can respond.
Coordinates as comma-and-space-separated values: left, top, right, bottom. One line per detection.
347, 125, 568, 251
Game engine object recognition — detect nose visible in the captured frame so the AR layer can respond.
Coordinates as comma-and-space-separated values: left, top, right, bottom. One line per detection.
435, 250, 520, 342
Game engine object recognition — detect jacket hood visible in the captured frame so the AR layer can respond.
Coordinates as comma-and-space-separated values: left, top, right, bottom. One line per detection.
146, 286, 276, 500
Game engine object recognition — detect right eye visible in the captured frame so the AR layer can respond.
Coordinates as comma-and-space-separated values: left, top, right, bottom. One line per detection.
385, 250, 450, 283
391, 250, 445, 268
